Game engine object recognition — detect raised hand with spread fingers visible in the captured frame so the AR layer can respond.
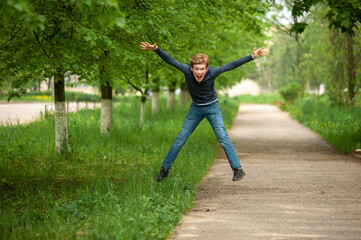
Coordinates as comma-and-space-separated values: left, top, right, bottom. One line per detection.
140, 42, 157, 51
252, 47, 267, 59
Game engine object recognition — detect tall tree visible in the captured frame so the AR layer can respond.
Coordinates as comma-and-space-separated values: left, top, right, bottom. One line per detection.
0, 0, 124, 153
291, 0, 361, 104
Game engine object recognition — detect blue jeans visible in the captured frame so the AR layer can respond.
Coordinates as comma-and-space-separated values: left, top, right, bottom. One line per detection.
161, 100, 241, 170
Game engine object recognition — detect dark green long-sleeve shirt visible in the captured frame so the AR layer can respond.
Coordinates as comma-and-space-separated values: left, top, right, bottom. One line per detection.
155, 47, 254, 105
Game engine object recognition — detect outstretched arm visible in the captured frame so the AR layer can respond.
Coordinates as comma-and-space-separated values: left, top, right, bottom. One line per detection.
213, 47, 267, 77
139, 42, 189, 73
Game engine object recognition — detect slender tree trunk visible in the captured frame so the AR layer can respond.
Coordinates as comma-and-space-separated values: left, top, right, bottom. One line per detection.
50, 76, 54, 98
33, 78, 38, 91
47, 77, 51, 90
152, 90, 160, 114
347, 34, 356, 105
152, 77, 160, 114
140, 68, 149, 129
101, 80, 113, 135
54, 69, 70, 154
167, 79, 176, 111
140, 94, 146, 129
293, 15, 305, 96
179, 81, 190, 106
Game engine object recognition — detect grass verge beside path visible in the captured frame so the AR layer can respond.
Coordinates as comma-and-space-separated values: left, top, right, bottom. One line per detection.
236, 92, 281, 104
0, 96, 240, 240
286, 95, 361, 154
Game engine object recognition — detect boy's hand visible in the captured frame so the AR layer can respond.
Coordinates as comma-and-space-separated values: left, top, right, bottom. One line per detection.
140, 42, 157, 51
252, 47, 267, 59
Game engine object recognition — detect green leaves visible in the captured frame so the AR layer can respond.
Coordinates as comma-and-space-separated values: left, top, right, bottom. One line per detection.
1, 0, 128, 92
12, 1, 30, 12
115, 16, 125, 28
7, 88, 28, 102
290, 22, 308, 34
325, 0, 361, 36
72, 64, 80, 71
1, 0, 270, 100
291, 0, 361, 35
84, 35, 93, 41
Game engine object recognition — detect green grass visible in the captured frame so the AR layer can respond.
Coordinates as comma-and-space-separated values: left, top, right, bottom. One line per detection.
286, 95, 361, 154
0, 95, 53, 102
0, 95, 241, 239
235, 92, 282, 104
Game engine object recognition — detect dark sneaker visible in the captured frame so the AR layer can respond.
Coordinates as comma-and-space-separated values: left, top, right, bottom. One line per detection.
153, 167, 169, 182
233, 167, 245, 181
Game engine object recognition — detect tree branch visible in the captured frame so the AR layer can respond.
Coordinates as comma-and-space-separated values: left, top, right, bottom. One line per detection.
33, 31, 51, 58
125, 77, 143, 93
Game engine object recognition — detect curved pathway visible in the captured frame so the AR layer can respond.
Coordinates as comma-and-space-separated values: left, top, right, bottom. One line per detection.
172, 104, 361, 240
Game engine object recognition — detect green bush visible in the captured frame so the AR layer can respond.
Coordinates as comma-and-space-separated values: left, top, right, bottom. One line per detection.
279, 82, 301, 104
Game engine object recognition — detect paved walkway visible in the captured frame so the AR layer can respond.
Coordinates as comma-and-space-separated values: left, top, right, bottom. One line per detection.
0, 101, 98, 125
171, 104, 361, 240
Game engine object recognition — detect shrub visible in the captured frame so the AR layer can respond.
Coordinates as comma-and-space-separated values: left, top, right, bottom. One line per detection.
279, 82, 301, 104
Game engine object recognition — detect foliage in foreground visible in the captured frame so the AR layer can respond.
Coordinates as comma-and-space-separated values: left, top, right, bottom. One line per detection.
0, 96, 240, 239
286, 95, 361, 154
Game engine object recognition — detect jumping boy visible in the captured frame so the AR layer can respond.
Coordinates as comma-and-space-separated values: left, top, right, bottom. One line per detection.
140, 42, 266, 182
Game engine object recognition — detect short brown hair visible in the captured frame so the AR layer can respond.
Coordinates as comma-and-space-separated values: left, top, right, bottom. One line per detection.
190, 54, 209, 68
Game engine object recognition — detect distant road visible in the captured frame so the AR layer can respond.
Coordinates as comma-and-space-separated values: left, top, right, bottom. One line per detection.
0, 101, 98, 125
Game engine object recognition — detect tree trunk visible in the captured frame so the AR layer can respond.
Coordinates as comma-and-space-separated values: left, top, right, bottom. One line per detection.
139, 68, 150, 129
152, 76, 160, 114
168, 91, 175, 111
152, 90, 160, 114
293, 15, 305, 97
140, 94, 146, 129
101, 81, 113, 135
179, 81, 190, 106
54, 69, 70, 154
167, 79, 176, 111
47, 77, 51, 90
33, 78, 38, 91
346, 34, 356, 105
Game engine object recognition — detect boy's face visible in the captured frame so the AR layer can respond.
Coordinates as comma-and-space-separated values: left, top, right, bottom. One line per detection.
191, 64, 208, 83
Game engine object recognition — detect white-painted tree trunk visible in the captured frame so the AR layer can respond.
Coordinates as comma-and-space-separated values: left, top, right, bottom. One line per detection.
140, 100, 145, 129
167, 90, 175, 111
101, 99, 113, 135
152, 91, 160, 114
179, 89, 191, 106
55, 101, 70, 154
